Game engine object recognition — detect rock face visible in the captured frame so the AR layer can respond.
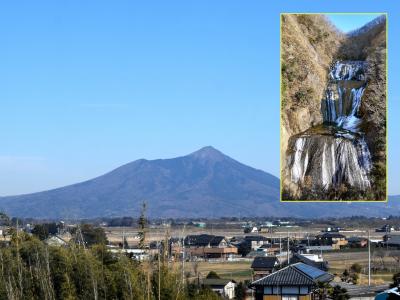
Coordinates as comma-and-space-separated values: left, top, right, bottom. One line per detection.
338, 15, 387, 176
280, 14, 344, 181
287, 125, 372, 194
281, 15, 386, 200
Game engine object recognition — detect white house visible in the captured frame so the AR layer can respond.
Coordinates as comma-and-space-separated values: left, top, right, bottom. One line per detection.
203, 278, 236, 299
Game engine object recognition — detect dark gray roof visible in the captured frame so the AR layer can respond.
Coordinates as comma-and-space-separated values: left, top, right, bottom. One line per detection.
347, 237, 367, 242
291, 254, 328, 271
251, 256, 278, 269
316, 233, 346, 239
244, 235, 269, 242
184, 234, 225, 247
203, 279, 236, 286
250, 263, 333, 287
385, 234, 400, 245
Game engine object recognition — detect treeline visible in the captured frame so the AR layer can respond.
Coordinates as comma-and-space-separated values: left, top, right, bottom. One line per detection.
0, 231, 220, 300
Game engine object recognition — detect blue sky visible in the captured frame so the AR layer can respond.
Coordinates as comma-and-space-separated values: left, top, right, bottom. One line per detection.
326, 13, 385, 33
0, 1, 399, 196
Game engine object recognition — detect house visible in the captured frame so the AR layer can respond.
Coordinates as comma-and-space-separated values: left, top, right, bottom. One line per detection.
322, 226, 342, 232
347, 236, 368, 248
44, 235, 68, 247
188, 221, 206, 228
315, 233, 347, 250
250, 262, 333, 300
245, 235, 270, 250
382, 234, 400, 249
289, 253, 328, 271
258, 243, 281, 256
298, 245, 334, 253
376, 224, 395, 233
184, 234, 237, 259
202, 278, 236, 299
251, 256, 279, 280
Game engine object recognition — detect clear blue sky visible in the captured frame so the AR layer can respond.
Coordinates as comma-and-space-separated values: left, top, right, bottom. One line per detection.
326, 13, 385, 33
0, 1, 399, 196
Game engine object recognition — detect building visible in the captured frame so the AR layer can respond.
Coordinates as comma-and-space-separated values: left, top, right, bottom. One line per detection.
250, 262, 333, 300
290, 253, 328, 271
376, 224, 395, 233
297, 245, 334, 253
44, 235, 68, 247
245, 235, 270, 250
382, 234, 400, 249
258, 243, 282, 256
347, 236, 368, 248
315, 233, 347, 250
251, 256, 279, 280
202, 278, 236, 299
184, 234, 237, 259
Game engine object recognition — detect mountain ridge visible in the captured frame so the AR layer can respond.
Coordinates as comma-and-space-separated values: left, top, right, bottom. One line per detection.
0, 146, 397, 219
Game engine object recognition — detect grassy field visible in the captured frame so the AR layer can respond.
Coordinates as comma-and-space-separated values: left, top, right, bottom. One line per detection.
325, 251, 398, 284
185, 261, 253, 283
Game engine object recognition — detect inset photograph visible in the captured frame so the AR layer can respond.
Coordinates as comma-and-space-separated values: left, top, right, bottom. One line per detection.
281, 13, 387, 201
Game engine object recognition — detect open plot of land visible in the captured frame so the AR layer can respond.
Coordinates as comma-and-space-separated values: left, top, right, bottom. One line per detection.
185, 260, 253, 282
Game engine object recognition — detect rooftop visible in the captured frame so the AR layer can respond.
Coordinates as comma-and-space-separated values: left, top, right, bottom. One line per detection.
250, 263, 333, 287
203, 278, 236, 286
184, 234, 225, 247
251, 256, 278, 269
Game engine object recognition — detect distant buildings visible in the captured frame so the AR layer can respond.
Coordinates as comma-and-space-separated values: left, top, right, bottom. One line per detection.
376, 224, 395, 233
184, 234, 238, 259
382, 234, 400, 249
347, 236, 368, 248
315, 232, 348, 250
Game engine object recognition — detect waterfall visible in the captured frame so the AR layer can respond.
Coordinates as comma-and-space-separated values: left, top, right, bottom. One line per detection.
286, 61, 372, 196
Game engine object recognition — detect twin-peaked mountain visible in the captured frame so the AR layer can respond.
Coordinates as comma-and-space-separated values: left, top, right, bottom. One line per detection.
0, 146, 398, 218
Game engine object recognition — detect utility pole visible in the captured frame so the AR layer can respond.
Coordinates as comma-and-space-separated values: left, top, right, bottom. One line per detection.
181, 225, 186, 287
158, 241, 161, 300
287, 231, 290, 265
368, 229, 371, 286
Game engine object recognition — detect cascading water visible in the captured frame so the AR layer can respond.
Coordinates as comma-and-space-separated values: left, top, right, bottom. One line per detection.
286, 61, 372, 194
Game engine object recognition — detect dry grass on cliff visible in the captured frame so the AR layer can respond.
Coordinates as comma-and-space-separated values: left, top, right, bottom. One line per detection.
281, 14, 343, 110
280, 14, 343, 176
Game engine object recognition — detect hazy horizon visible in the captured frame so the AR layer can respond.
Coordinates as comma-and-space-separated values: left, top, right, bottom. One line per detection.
1, 2, 399, 196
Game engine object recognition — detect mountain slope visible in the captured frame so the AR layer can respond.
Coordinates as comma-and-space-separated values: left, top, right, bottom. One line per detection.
0, 147, 280, 218
0, 146, 397, 219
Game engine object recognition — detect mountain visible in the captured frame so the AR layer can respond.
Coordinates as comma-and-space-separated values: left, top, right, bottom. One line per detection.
0, 146, 397, 219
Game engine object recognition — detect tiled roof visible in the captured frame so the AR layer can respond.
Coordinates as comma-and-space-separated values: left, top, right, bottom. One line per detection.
184, 234, 225, 247
316, 233, 346, 239
250, 263, 333, 287
203, 279, 236, 286
386, 234, 400, 245
291, 254, 328, 271
347, 237, 367, 242
244, 235, 269, 242
251, 256, 278, 269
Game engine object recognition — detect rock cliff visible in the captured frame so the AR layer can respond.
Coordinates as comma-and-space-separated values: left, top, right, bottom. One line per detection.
280, 14, 344, 189
281, 14, 386, 200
